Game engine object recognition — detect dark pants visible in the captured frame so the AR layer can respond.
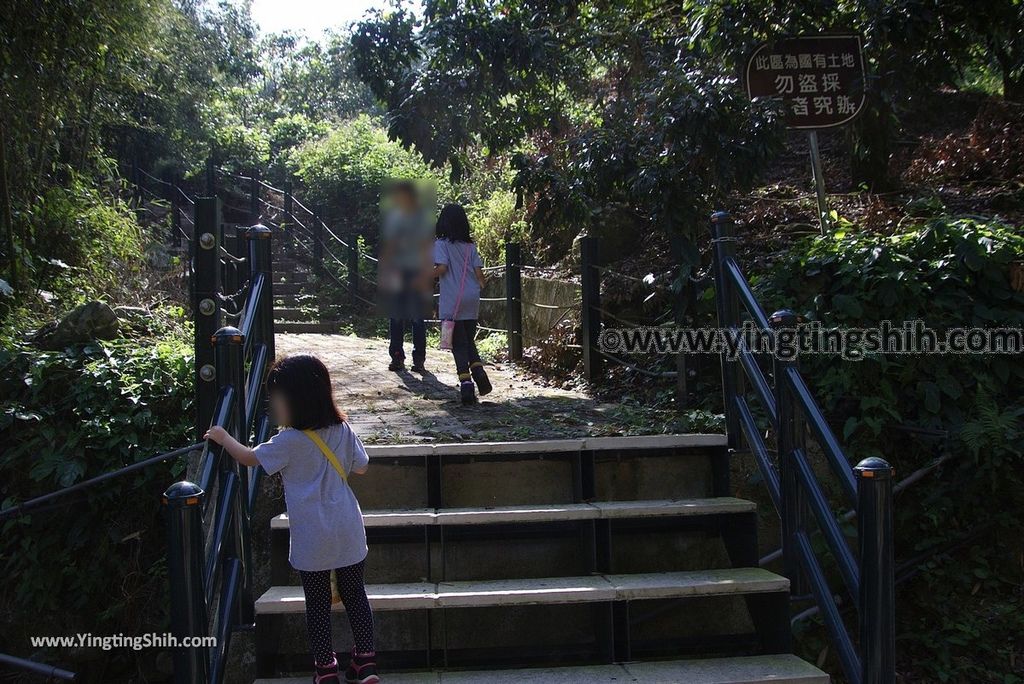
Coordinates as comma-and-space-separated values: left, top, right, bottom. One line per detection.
388, 317, 426, 362
388, 269, 427, 363
451, 319, 481, 378
298, 559, 375, 665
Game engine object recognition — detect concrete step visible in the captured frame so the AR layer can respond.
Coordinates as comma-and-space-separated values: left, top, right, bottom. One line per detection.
346, 433, 728, 510
274, 282, 310, 296
274, 321, 336, 333
271, 497, 755, 530
254, 654, 829, 684
363, 433, 727, 460
254, 568, 787, 615
275, 271, 309, 284
273, 307, 314, 321
274, 294, 317, 306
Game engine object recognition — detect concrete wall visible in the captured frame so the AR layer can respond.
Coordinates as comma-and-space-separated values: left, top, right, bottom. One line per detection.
478, 275, 580, 345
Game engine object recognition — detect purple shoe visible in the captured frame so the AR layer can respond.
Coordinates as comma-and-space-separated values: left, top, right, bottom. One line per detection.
344, 648, 380, 684
312, 653, 341, 683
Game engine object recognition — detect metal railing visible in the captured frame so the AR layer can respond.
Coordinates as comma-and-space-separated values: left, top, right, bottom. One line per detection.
161, 196, 276, 684
709, 210, 895, 684
207, 162, 696, 395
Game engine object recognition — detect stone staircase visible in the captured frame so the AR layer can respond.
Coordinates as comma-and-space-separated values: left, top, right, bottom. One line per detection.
251, 434, 829, 684
272, 251, 337, 334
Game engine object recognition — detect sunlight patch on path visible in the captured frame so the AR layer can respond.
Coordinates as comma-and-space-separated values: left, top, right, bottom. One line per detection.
276, 333, 623, 444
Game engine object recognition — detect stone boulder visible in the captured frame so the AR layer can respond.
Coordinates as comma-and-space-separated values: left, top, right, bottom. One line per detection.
32, 300, 120, 350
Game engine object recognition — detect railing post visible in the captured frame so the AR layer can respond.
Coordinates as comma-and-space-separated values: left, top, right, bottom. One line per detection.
193, 197, 222, 441
171, 177, 182, 248
670, 234, 693, 409
235, 226, 251, 287
283, 180, 294, 256
347, 230, 360, 297
213, 326, 254, 627
770, 309, 808, 594
221, 219, 238, 301
709, 211, 741, 450
248, 224, 276, 364
162, 481, 210, 684
213, 326, 247, 459
580, 235, 602, 382
249, 172, 260, 226
855, 457, 896, 684
312, 210, 324, 279
205, 156, 216, 197
505, 242, 523, 361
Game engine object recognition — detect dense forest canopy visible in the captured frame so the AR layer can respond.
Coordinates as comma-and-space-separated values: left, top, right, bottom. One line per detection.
3, 0, 1023, 298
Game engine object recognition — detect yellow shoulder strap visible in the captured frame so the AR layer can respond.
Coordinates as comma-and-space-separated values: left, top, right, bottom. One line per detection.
302, 429, 347, 482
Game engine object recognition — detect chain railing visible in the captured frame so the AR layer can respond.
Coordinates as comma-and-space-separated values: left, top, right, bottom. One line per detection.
708, 210, 895, 684
208, 163, 708, 397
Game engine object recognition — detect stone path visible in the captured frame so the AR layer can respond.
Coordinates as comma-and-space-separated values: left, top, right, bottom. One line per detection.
276, 333, 627, 444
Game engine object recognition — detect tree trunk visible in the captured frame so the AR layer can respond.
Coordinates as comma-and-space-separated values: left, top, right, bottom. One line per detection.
847, 84, 894, 192
0, 111, 18, 291
1003, 70, 1024, 102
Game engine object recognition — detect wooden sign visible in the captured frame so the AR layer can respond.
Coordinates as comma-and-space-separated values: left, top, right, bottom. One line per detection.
745, 34, 866, 130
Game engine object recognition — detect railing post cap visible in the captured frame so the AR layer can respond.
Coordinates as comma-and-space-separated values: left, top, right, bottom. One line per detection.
246, 224, 272, 239
212, 326, 244, 345
162, 480, 204, 505
769, 309, 804, 327
854, 456, 893, 480
710, 211, 731, 223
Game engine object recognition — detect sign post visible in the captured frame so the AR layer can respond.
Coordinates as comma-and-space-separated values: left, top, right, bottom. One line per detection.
745, 34, 866, 235
807, 130, 828, 233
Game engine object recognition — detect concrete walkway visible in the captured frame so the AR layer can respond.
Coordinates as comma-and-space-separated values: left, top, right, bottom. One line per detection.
275, 333, 625, 444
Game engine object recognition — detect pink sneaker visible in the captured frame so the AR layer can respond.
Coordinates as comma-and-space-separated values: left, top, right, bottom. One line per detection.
344, 648, 380, 684
312, 653, 341, 683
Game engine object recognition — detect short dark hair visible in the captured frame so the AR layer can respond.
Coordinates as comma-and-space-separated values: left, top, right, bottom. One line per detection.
393, 180, 416, 197
436, 203, 472, 243
266, 354, 347, 429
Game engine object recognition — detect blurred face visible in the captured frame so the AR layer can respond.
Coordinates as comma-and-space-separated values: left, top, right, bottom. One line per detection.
393, 188, 417, 212
269, 391, 291, 427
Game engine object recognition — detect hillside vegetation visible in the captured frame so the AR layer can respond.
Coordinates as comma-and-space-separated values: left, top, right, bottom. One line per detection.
1, 1, 1022, 682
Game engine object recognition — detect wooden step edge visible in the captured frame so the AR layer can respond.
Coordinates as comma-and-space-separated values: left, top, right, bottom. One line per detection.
253, 568, 788, 615
270, 497, 756, 530
254, 653, 829, 684
364, 433, 728, 459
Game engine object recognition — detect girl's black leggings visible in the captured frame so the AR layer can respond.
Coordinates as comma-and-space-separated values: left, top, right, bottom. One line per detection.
298, 559, 375, 665
451, 319, 481, 379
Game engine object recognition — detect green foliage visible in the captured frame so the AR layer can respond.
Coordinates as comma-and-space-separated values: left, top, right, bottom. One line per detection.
684, 0, 1015, 187
289, 114, 450, 232
262, 30, 380, 123
21, 172, 144, 304
512, 59, 783, 247
209, 99, 273, 171
268, 113, 331, 173
352, 1, 785, 260
762, 215, 1024, 681
0, 328, 194, 678
466, 189, 530, 264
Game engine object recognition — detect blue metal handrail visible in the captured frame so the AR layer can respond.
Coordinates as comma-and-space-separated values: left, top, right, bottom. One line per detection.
162, 199, 277, 684
709, 211, 895, 684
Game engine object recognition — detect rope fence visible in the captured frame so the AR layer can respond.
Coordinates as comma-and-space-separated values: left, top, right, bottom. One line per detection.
133, 163, 709, 387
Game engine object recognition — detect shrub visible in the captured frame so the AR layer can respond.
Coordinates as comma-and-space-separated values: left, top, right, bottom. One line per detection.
762, 215, 1024, 683
466, 189, 529, 264
289, 114, 449, 236
905, 100, 1024, 184
0, 328, 194, 680
22, 174, 144, 305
